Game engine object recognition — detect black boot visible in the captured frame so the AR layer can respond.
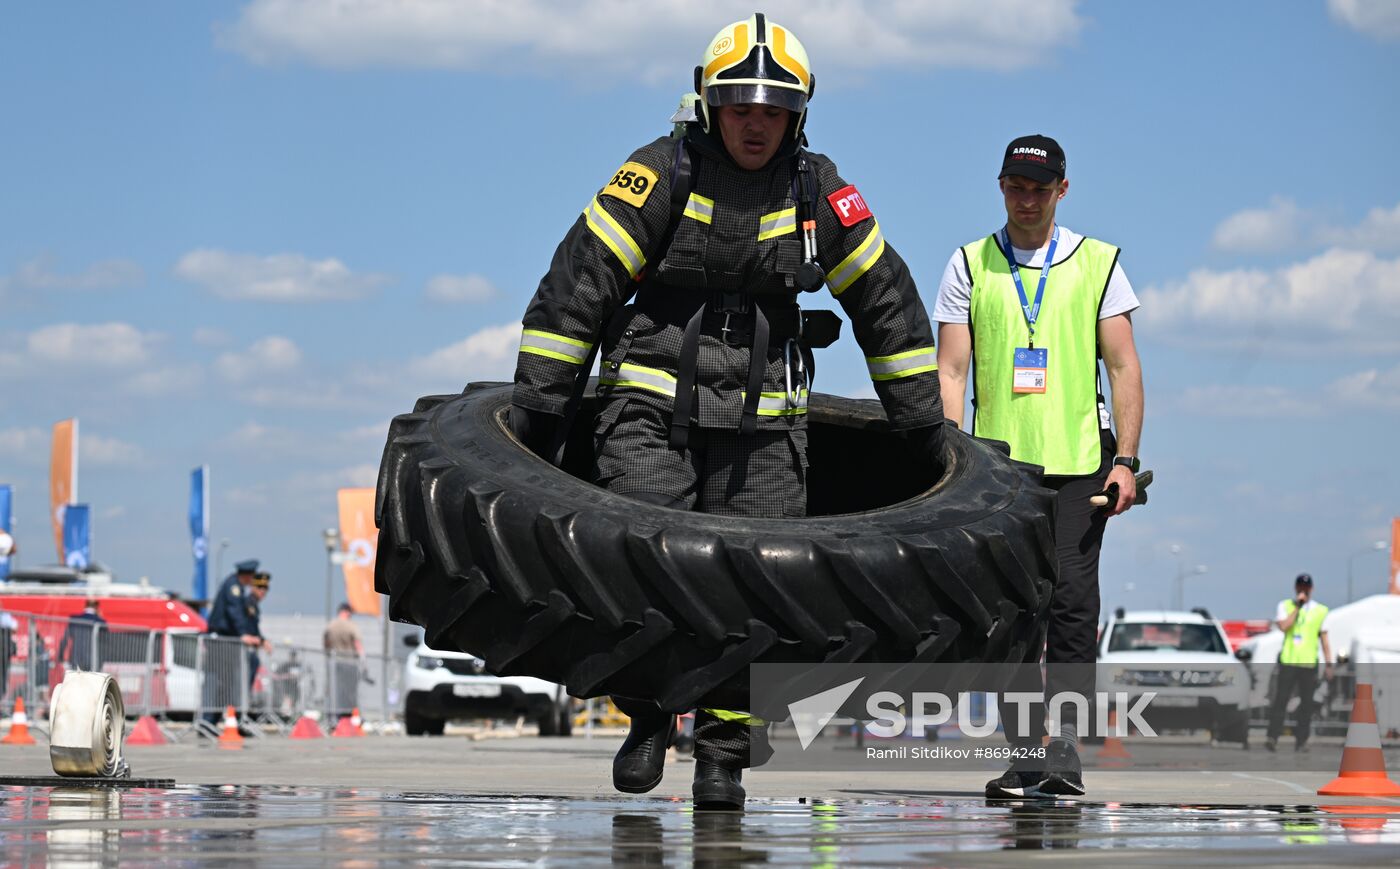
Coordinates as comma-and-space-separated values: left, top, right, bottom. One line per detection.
692, 761, 745, 810
612, 703, 676, 794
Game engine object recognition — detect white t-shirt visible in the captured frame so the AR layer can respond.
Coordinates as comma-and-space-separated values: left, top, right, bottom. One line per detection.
1276, 598, 1328, 629
932, 225, 1139, 325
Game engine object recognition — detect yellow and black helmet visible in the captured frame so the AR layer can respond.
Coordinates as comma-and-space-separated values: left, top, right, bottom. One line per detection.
694, 13, 814, 139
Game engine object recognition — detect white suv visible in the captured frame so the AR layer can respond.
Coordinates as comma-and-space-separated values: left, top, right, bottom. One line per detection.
402, 638, 574, 737
1096, 608, 1250, 745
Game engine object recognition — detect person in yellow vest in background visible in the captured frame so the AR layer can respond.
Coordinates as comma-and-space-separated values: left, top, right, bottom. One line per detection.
935, 134, 1144, 798
1266, 572, 1333, 753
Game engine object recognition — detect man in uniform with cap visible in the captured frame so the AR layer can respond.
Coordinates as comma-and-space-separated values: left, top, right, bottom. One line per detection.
934, 134, 1145, 797
202, 559, 264, 729
244, 571, 272, 690
1266, 573, 1332, 752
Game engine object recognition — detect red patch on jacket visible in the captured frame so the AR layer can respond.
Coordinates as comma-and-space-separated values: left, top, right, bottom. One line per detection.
827, 185, 872, 227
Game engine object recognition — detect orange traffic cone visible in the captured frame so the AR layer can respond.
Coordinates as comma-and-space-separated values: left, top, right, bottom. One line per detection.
291, 714, 324, 739
2, 696, 37, 746
218, 706, 244, 747
1318, 804, 1400, 834
332, 708, 364, 737
1318, 683, 1400, 797
1097, 709, 1132, 763
125, 714, 167, 746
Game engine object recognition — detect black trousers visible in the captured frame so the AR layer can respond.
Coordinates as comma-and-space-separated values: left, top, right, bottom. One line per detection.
598, 400, 800, 769
1002, 435, 1113, 745
1267, 664, 1319, 744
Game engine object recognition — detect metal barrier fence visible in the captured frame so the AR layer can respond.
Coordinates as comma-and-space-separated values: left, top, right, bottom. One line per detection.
0, 613, 402, 735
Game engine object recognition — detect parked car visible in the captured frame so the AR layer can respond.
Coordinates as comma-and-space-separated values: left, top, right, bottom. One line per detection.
1096, 608, 1250, 745
401, 637, 573, 736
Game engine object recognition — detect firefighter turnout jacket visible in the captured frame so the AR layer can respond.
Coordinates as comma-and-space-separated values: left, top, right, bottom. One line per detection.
513, 126, 943, 437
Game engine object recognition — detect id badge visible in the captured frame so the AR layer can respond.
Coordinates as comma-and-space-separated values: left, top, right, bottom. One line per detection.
1012, 347, 1048, 394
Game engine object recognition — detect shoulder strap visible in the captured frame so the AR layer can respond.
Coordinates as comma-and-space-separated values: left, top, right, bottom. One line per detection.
649, 135, 696, 263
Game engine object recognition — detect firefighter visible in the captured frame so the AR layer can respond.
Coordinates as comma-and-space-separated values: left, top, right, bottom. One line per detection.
509, 13, 944, 809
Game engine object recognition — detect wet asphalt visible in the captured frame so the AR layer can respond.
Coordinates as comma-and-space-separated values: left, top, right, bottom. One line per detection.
2, 734, 1399, 866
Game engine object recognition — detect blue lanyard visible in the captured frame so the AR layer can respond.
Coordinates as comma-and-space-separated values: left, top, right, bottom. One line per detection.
1000, 225, 1059, 348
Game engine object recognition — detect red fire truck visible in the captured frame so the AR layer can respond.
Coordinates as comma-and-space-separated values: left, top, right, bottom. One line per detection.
1, 564, 206, 715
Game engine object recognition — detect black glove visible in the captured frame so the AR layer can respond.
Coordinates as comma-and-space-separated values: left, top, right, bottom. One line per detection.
902, 423, 945, 461
509, 404, 562, 457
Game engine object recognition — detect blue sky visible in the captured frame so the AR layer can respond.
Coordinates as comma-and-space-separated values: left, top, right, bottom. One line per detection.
2, 1, 1398, 620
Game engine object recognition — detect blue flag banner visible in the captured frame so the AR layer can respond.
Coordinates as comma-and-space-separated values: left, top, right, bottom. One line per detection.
63, 503, 91, 569
190, 466, 209, 603
0, 484, 13, 579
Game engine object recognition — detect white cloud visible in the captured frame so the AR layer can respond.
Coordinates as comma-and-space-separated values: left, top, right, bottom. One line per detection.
0, 427, 48, 463
1328, 0, 1400, 41
1167, 361, 1400, 420
1210, 197, 1304, 253
1140, 248, 1400, 350
1212, 198, 1400, 256
407, 321, 521, 384
174, 249, 390, 302
25, 322, 157, 367
0, 255, 144, 295
425, 273, 498, 303
219, 421, 390, 460
228, 463, 378, 506
81, 433, 144, 467
1319, 202, 1400, 253
1176, 385, 1319, 419
192, 327, 233, 347
221, 0, 1083, 78
216, 336, 303, 382
1332, 363, 1400, 409
122, 365, 204, 397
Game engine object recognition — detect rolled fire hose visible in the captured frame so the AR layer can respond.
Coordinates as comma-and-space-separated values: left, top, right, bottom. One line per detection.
48, 671, 130, 778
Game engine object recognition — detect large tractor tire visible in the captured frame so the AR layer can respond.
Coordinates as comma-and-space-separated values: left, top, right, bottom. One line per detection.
375, 382, 1055, 714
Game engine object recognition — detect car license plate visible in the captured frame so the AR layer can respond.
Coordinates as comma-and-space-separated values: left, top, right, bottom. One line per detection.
1149, 695, 1198, 707
453, 683, 501, 698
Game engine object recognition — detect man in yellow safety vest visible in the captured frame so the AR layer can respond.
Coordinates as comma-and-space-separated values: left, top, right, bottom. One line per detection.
1266, 572, 1332, 752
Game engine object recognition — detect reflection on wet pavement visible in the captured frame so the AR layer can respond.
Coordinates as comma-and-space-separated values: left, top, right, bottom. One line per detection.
2, 784, 1399, 865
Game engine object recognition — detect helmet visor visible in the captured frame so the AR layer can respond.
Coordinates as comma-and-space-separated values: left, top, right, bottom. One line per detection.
705, 83, 807, 114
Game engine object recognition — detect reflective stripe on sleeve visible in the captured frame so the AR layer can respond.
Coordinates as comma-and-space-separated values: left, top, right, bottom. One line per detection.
757, 207, 797, 241
582, 197, 646, 278
683, 192, 715, 224
866, 346, 938, 381
519, 328, 593, 365
747, 389, 809, 416
827, 220, 886, 295
598, 362, 677, 397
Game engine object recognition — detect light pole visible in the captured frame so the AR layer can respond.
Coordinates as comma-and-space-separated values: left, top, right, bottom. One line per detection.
1346, 540, 1387, 603
214, 538, 230, 582
1170, 544, 1207, 611
322, 528, 341, 626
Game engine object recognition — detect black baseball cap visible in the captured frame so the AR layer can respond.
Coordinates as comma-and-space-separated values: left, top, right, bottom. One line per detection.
1295, 573, 1314, 586
1000, 134, 1066, 183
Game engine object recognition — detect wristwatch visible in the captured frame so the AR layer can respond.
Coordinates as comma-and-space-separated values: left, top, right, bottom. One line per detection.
1113, 456, 1140, 473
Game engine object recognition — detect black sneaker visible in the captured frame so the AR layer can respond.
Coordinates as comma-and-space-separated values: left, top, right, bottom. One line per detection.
985, 757, 1044, 799
1038, 739, 1086, 797
1264, 737, 1277, 753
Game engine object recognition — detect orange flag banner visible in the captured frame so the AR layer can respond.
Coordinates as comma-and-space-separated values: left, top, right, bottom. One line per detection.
50, 419, 77, 562
337, 487, 380, 616
1390, 518, 1399, 596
